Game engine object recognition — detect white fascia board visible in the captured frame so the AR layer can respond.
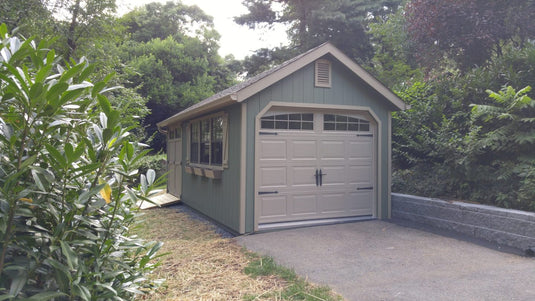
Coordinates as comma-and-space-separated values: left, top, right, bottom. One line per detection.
157, 94, 237, 128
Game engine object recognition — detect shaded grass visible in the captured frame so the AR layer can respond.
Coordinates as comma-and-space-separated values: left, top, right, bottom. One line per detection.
133, 206, 342, 300
244, 254, 343, 301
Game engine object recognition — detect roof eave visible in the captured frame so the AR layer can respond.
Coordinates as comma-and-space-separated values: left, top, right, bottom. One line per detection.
157, 94, 238, 128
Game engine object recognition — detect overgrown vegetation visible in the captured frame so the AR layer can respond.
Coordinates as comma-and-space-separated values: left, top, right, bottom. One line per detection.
0, 25, 164, 299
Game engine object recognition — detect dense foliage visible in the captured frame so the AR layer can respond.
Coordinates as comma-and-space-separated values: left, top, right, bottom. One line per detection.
406, 0, 535, 71
0, 0, 239, 152
0, 25, 164, 299
387, 29, 535, 211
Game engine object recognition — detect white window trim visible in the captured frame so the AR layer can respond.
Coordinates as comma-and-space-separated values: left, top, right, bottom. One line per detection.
186, 111, 228, 170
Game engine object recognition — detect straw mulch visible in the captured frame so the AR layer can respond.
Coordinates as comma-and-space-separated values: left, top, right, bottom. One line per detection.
136, 206, 287, 300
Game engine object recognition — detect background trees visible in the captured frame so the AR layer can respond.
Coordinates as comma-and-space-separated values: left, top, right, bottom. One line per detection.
406, 0, 535, 71
236, 0, 403, 76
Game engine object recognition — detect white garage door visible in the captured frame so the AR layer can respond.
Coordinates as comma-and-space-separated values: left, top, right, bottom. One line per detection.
257, 111, 375, 224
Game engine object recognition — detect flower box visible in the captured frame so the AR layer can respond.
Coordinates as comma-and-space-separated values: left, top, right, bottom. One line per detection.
204, 169, 222, 179
193, 167, 204, 176
184, 166, 193, 174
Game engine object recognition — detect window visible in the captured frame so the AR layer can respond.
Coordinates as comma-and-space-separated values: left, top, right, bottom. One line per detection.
188, 113, 228, 168
261, 113, 314, 130
169, 126, 181, 140
323, 114, 370, 132
315, 59, 331, 88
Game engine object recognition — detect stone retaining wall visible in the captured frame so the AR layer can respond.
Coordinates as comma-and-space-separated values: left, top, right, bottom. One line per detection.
391, 193, 535, 255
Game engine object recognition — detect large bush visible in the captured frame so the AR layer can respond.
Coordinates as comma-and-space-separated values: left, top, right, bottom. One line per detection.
392, 46, 535, 211
0, 24, 163, 299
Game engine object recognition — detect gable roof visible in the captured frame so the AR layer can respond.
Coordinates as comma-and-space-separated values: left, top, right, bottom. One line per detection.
157, 42, 407, 128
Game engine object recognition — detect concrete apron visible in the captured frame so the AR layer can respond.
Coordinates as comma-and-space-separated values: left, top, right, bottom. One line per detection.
235, 220, 535, 301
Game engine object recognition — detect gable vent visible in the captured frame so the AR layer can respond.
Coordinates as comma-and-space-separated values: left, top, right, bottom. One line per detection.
315, 59, 331, 88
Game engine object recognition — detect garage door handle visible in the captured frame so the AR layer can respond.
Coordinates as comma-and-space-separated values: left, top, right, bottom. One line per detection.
357, 187, 373, 190
320, 169, 327, 186
315, 169, 319, 186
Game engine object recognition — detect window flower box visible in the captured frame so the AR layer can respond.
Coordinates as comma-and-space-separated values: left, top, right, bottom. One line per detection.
184, 166, 193, 174
193, 167, 204, 176
204, 169, 222, 179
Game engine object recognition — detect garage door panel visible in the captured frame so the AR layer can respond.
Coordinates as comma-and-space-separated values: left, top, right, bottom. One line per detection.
349, 191, 374, 209
259, 140, 287, 160
319, 192, 348, 213
290, 140, 317, 160
291, 194, 318, 215
291, 166, 317, 186
259, 167, 287, 188
260, 195, 288, 219
319, 140, 345, 159
320, 166, 347, 186
348, 165, 373, 184
348, 141, 373, 158
348, 192, 374, 215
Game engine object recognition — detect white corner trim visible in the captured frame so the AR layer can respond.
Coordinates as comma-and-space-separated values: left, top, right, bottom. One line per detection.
387, 113, 392, 219
239, 103, 247, 234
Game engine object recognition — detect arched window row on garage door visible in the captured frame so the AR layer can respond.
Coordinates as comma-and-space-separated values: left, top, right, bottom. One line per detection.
260, 112, 370, 132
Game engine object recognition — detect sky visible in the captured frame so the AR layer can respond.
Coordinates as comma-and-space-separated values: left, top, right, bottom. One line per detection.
117, 0, 288, 59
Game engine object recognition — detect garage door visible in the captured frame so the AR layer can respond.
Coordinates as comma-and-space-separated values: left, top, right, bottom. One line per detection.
257, 111, 375, 224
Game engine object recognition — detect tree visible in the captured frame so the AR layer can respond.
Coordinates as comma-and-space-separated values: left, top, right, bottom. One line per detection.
406, 0, 535, 71
236, 0, 402, 76
119, 2, 237, 151
120, 0, 213, 43
58, 0, 118, 58
367, 6, 422, 88
0, 0, 55, 38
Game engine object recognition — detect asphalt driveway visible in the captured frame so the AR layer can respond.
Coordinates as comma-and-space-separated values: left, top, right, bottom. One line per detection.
235, 220, 535, 301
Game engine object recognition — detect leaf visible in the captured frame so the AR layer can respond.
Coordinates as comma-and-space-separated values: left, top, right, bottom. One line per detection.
147, 169, 156, 186
99, 112, 107, 129
26, 291, 68, 301
140, 174, 148, 194
0, 295, 15, 301
72, 283, 91, 301
46, 82, 69, 103
31, 168, 48, 191
99, 179, 112, 204
97, 94, 112, 115
45, 143, 67, 168
60, 241, 78, 270
9, 272, 27, 297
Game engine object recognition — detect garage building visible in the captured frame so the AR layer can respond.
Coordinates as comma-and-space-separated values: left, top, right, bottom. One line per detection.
157, 42, 407, 234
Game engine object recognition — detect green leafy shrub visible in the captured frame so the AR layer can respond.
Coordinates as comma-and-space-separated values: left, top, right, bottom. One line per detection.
133, 153, 168, 183
0, 24, 164, 299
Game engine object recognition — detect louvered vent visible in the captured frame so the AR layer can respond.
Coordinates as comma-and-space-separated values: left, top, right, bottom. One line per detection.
315, 59, 331, 88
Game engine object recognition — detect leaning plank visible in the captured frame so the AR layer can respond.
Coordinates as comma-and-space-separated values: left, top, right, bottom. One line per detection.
139, 192, 180, 210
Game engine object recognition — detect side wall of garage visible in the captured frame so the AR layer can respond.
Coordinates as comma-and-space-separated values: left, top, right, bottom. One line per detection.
244, 56, 396, 232
179, 102, 243, 233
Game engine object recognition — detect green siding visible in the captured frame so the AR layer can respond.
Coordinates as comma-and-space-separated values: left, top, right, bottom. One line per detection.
244, 57, 396, 231
180, 103, 242, 233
